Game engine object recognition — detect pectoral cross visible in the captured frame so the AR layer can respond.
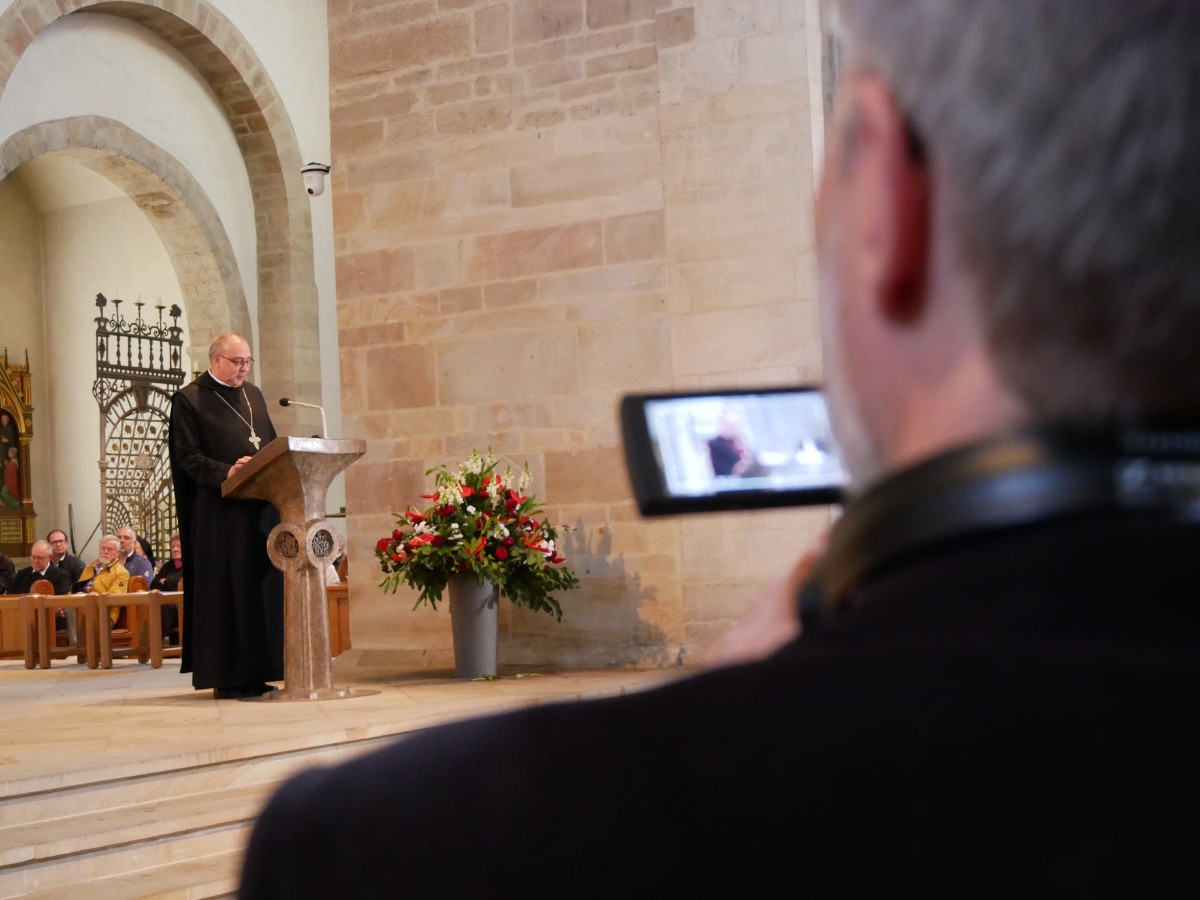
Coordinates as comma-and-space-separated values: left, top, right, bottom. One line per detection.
250, 429, 262, 450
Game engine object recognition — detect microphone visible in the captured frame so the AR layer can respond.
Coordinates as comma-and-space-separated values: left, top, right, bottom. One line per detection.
279, 398, 328, 438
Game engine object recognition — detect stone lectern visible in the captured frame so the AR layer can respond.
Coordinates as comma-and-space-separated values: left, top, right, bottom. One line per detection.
223, 435, 373, 701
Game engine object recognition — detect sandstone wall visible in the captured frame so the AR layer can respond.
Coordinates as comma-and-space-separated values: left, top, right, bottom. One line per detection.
330, 0, 834, 670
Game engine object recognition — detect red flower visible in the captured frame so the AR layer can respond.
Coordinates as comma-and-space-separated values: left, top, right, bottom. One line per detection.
432, 535, 445, 547
376, 537, 391, 552
406, 511, 426, 523
460, 486, 476, 498
438, 504, 456, 517
494, 546, 508, 560
408, 534, 435, 548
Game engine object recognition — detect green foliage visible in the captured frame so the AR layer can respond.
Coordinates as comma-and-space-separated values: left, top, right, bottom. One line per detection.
375, 449, 580, 622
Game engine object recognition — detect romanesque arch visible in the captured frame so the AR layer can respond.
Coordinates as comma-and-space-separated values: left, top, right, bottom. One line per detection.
0, 119, 249, 348
0, 0, 322, 407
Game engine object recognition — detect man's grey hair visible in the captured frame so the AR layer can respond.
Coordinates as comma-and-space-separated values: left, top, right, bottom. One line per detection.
832, 0, 1200, 421
30, 540, 51, 557
100, 534, 120, 549
209, 333, 249, 360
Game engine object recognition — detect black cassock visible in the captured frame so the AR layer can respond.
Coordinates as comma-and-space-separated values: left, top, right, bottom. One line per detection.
168, 371, 284, 689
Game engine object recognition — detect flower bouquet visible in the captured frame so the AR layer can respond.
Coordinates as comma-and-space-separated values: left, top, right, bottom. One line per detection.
376, 449, 580, 621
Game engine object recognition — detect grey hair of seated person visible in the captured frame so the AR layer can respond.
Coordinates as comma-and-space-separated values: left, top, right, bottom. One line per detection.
830, 0, 1200, 421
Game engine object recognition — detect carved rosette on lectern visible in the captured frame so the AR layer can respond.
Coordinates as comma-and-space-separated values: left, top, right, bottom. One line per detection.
223, 435, 374, 701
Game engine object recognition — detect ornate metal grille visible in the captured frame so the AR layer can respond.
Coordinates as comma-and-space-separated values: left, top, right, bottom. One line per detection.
92, 294, 185, 561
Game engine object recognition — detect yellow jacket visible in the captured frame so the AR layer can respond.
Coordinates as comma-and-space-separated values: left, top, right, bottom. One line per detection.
77, 560, 129, 625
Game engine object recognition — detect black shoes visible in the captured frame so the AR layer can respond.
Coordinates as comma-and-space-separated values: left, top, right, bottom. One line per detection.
213, 683, 279, 699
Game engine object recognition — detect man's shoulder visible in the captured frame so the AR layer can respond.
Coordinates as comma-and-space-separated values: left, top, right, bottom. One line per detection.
174, 378, 204, 402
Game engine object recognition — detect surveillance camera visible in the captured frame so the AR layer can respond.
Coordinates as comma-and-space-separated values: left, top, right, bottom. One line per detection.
301, 162, 330, 197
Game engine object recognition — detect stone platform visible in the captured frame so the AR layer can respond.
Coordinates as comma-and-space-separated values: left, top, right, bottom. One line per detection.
0, 653, 688, 898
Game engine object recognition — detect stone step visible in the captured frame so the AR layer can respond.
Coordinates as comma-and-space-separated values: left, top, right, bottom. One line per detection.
0, 732, 399, 898
7, 849, 241, 900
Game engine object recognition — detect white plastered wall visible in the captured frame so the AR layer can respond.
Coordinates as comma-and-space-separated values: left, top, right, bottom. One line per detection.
0, 0, 340, 556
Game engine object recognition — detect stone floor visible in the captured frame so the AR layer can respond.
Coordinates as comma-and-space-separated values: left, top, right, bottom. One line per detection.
0, 652, 691, 798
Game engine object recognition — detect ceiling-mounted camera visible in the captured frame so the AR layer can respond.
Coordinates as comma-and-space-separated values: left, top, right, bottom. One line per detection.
301, 161, 330, 197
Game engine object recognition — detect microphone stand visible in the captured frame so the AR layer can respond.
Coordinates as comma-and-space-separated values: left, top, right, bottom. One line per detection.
279, 398, 328, 438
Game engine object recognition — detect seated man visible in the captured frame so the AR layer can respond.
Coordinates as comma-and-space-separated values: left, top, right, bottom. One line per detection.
47, 528, 85, 585
117, 525, 154, 583
7, 540, 73, 595
75, 534, 130, 626
0, 551, 13, 594
240, 1, 1200, 895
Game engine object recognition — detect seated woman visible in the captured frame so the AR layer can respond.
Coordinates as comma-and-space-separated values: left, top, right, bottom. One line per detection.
150, 533, 183, 642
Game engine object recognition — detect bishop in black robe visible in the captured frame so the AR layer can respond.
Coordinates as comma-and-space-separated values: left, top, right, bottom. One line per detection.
168, 340, 284, 695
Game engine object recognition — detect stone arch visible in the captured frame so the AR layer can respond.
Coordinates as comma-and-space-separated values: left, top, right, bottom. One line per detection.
0, 117, 249, 352
0, 0, 322, 408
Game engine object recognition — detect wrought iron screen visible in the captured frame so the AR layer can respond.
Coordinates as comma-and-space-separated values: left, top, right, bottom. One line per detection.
91, 294, 185, 562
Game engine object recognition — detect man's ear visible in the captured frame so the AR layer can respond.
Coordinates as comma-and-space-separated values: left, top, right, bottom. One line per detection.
842, 76, 931, 324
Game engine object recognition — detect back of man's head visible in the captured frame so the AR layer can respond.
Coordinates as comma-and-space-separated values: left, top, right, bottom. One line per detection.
832, 0, 1200, 422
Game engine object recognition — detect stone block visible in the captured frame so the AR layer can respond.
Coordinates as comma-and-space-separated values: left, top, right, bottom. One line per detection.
331, 18, 471, 82
655, 7, 695, 49
586, 0, 656, 30
511, 147, 659, 208
336, 247, 417, 299
414, 241, 464, 291
525, 58, 581, 90
437, 328, 579, 404
366, 342, 437, 410
670, 302, 819, 378
577, 316, 670, 389
740, 29, 809, 88
545, 447, 628, 504
604, 210, 664, 264
584, 46, 657, 78
435, 97, 513, 135
512, 0, 584, 45
475, 4, 510, 53
465, 222, 603, 281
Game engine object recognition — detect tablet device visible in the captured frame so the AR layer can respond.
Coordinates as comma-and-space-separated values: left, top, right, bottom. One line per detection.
620, 386, 847, 515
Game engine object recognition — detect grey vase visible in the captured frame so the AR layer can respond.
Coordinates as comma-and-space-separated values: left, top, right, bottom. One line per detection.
447, 574, 499, 677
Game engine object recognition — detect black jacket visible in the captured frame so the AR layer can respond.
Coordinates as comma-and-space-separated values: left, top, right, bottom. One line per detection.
241, 439, 1200, 898
8, 564, 73, 595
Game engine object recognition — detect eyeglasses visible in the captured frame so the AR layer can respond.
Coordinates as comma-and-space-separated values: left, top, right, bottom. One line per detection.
219, 355, 255, 369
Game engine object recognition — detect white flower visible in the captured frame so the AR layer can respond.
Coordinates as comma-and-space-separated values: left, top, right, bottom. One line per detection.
487, 479, 503, 504
467, 505, 477, 515
517, 464, 533, 494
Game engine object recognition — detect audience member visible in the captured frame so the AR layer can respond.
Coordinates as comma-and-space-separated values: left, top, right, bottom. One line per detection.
117, 525, 154, 583
149, 533, 184, 641
241, 1, 1200, 895
0, 551, 14, 594
137, 535, 157, 570
75, 534, 130, 626
6, 540, 73, 595
47, 529, 85, 585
